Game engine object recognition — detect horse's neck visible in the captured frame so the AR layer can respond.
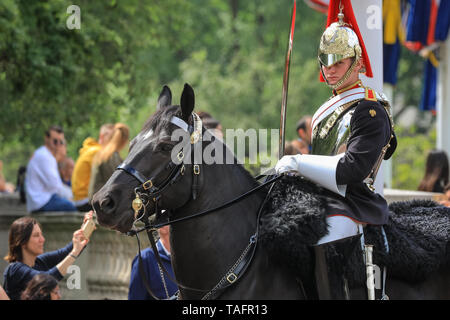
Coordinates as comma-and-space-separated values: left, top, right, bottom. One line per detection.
170, 162, 265, 297
178, 160, 262, 217
173, 162, 263, 243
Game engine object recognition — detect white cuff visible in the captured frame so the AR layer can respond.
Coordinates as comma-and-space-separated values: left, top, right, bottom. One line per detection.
297, 153, 347, 197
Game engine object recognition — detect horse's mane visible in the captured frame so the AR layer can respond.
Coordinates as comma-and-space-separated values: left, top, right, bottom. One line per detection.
144, 105, 259, 187
142, 105, 181, 136
230, 161, 260, 186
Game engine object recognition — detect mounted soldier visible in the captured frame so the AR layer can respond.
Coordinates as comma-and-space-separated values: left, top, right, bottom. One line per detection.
275, 0, 397, 299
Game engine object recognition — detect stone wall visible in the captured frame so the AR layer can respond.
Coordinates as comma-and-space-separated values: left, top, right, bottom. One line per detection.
383, 188, 443, 203
0, 193, 149, 300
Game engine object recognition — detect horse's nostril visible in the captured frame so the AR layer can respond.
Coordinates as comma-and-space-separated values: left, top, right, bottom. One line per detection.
100, 196, 115, 214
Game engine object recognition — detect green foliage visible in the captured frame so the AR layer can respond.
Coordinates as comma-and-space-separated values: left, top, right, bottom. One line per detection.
167, 1, 327, 140
395, 48, 425, 108
391, 125, 436, 190
243, 151, 279, 178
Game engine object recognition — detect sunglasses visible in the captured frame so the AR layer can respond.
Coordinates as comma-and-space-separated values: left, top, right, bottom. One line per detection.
53, 138, 65, 146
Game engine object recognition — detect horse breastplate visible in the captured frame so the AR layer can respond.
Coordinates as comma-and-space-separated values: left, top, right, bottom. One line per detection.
311, 100, 359, 156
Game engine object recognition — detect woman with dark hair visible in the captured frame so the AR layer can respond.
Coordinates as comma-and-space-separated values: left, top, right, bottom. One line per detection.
21, 273, 61, 300
2, 211, 92, 300
418, 149, 449, 193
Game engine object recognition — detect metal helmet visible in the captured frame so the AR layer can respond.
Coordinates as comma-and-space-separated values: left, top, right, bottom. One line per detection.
318, 0, 373, 89
318, 11, 363, 89
318, 17, 362, 67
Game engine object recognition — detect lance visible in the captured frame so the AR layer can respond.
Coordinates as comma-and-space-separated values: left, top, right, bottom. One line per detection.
279, 0, 297, 159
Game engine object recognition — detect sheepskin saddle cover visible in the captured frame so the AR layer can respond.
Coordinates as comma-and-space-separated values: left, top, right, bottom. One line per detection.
259, 176, 450, 283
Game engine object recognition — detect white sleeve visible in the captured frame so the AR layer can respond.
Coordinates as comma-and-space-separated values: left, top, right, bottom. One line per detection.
297, 153, 347, 197
34, 150, 67, 196
57, 184, 74, 201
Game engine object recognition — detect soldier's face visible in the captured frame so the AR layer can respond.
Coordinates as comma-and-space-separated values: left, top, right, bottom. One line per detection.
322, 58, 361, 90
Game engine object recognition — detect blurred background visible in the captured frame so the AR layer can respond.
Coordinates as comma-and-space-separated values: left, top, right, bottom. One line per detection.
0, 0, 447, 191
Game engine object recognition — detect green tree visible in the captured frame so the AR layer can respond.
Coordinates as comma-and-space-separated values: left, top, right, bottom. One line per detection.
392, 125, 437, 190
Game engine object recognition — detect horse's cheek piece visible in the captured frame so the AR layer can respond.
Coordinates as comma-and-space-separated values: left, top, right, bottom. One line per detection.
132, 193, 144, 219
191, 131, 200, 144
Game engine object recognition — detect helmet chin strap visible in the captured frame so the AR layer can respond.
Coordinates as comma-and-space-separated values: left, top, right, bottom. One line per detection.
320, 57, 360, 90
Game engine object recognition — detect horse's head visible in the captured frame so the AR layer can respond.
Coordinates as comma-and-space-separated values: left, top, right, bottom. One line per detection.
92, 83, 202, 233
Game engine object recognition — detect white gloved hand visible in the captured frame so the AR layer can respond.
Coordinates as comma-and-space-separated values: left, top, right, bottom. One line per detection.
274, 155, 301, 174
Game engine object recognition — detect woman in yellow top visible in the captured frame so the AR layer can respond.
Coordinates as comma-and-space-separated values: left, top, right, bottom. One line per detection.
72, 124, 114, 211
88, 123, 129, 200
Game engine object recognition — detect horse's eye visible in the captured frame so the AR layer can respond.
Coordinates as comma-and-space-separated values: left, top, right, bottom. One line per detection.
157, 142, 174, 152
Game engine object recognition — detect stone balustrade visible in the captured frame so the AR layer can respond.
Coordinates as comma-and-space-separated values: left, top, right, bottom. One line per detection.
0, 188, 443, 299
383, 188, 443, 203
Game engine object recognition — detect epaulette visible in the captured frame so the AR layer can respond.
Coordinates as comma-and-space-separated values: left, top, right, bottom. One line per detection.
365, 87, 377, 101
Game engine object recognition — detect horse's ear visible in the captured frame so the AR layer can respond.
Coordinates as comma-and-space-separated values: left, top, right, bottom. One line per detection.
180, 83, 195, 122
156, 85, 172, 110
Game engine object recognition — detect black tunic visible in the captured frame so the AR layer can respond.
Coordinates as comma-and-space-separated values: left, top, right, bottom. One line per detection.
324, 99, 395, 225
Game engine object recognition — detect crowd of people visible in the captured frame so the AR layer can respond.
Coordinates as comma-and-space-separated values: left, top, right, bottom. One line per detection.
0, 122, 131, 300
0, 111, 227, 300
13, 123, 129, 213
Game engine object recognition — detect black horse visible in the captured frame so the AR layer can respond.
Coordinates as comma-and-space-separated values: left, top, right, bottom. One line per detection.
93, 84, 450, 299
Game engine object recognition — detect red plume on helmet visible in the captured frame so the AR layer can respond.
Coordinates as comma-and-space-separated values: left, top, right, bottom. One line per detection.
319, 0, 373, 82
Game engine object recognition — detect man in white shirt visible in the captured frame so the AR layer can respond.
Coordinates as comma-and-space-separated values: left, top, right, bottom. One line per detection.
25, 125, 77, 212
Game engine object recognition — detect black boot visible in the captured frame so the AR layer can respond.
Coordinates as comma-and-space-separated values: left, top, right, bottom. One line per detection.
313, 234, 362, 300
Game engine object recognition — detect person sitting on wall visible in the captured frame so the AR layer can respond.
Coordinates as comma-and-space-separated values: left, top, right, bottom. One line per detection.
59, 156, 74, 187
0, 160, 15, 194
418, 149, 449, 193
72, 123, 114, 212
25, 125, 77, 212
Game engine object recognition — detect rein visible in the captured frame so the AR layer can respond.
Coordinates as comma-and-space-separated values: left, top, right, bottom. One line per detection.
129, 173, 282, 232
125, 164, 281, 299
116, 113, 282, 299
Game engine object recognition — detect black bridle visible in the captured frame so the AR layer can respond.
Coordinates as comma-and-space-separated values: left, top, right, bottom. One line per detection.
115, 113, 282, 299
117, 151, 186, 221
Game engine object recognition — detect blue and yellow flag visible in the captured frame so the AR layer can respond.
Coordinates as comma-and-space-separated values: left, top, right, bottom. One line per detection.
404, 0, 449, 112
383, 0, 405, 85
